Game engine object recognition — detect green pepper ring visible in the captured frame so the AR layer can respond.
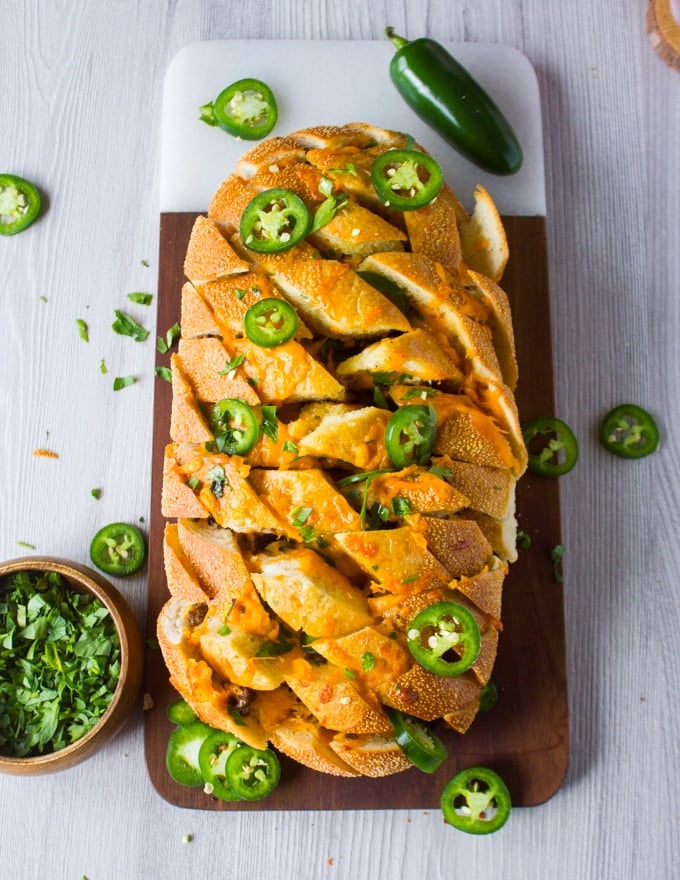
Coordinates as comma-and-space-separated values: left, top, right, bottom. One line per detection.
198, 730, 242, 802
165, 720, 213, 788
89, 522, 147, 577
388, 709, 448, 773
522, 416, 579, 477
244, 297, 299, 347
225, 744, 281, 800
0, 173, 42, 236
406, 601, 481, 677
212, 78, 278, 140
166, 698, 198, 727
240, 188, 311, 254
385, 404, 437, 468
441, 766, 512, 834
370, 148, 444, 210
599, 403, 660, 459
208, 398, 260, 455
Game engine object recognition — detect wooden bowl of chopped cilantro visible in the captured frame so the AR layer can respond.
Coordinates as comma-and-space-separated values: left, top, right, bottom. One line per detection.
0, 557, 143, 774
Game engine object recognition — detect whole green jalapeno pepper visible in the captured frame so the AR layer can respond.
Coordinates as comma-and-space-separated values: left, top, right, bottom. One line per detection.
384, 27, 523, 176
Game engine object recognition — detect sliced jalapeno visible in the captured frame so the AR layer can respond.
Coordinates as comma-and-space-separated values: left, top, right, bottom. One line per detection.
199, 78, 278, 140
166, 698, 198, 726
388, 709, 448, 773
0, 174, 41, 235
522, 416, 579, 477
240, 188, 311, 253
441, 766, 511, 834
599, 404, 659, 459
165, 720, 213, 787
244, 298, 299, 347
385, 404, 437, 467
208, 398, 260, 455
89, 522, 147, 577
370, 148, 443, 210
225, 744, 281, 800
385, 28, 523, 176
406, 601, 480, 676
198, 730, 242, 802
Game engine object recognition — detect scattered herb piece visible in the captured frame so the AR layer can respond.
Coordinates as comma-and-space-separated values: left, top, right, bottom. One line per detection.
260, 405, 278, 442
39, 296, 48, 303
141, 259, 150, 268
91, 488, 102, 500
99, 359, 108, 374
155, 366, 172, 383
219, 354, 246, 375
392, 496, 412, 517
291, 507, 313, 528
157, 322, 181, 353
127, 292, 153, 306
282, 440, 298, 454
113, 375, 137, 391
16, 541, 36, 550
310, 176, 349, 234
516, 530, 531, 549
76, 318, 89, 342
112, 310, 149, 342
551, 544, 565, 583
361, 652, 376, 671
429, 465, 453, 480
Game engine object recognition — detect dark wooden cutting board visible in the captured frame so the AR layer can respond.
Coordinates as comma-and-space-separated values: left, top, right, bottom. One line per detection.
143, 212, 569, 811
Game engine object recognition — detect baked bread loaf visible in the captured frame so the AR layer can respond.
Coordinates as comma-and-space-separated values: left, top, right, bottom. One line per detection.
157, 122, 526, 778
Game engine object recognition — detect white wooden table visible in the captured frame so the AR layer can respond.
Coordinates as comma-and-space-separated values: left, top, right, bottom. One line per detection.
1, 2, 678, 878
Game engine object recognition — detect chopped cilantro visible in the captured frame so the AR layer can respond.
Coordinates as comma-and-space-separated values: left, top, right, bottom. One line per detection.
361, 652, 376, 671
154, 366, 172, 383
113, 375, 136, 391
392, 496, 412, 517
112, 310, 149, 342
91, 488, 102, 500
157, 322, 181, 354
260, 405, 278, 443
551, 544, 565, 583
76, 318, 89, 342
127, 292, 153, 306
99, 359, 108, 375
429, 465, 453, 480
0, 570, 121, 757
219, 354, 246, 375
516, 530, 532, 549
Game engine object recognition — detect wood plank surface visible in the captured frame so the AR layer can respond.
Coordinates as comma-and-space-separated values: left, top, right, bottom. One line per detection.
143, 212, 568, 811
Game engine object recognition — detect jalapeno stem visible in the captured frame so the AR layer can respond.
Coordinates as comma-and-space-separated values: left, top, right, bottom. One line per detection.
385, 26, 409, 50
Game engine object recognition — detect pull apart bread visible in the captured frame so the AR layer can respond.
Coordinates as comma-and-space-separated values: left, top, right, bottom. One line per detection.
157, 122, 527, 779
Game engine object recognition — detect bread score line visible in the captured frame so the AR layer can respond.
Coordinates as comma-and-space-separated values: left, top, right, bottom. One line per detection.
157, 122, 527, 779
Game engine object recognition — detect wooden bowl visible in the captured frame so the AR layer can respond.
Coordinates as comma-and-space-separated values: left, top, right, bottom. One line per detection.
0, 557, 144, 775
